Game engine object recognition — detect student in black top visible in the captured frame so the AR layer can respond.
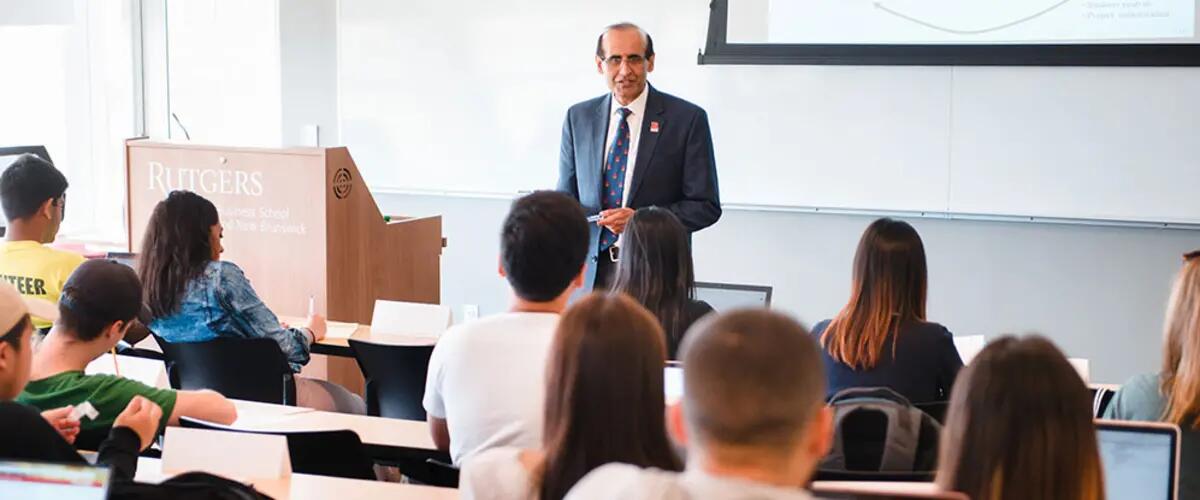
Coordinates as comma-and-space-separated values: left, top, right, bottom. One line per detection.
0, 282, 161, 482
813, 218, 962, 403
611, 207, 713, 359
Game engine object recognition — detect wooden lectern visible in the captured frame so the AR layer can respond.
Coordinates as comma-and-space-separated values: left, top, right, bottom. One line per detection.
125, 139, 442, 393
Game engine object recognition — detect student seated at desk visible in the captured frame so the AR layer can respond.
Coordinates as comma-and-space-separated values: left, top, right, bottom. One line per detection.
18, 259, 236, 447
937, 336, 1104, 500
566, 309, 834, 500
610, 208, 713, 360
461, 293, 681, 500
813, 218, 962, 403
424, 191, 590, 465
1106, 249, 1200, 500
0, 154, 85, 330
0, 282, 162, 481
138, 191, 364, 415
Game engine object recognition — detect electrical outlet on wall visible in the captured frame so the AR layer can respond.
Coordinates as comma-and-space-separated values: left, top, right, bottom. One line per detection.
463, 304, 479, 321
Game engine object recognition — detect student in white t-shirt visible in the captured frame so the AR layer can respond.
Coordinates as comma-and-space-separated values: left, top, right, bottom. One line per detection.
423, 191, 590, 465
460, 293, 682, 500
565, 309, 834, 500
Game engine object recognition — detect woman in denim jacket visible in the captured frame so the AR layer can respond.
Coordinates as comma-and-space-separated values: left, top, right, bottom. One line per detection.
138, 191, 364, 414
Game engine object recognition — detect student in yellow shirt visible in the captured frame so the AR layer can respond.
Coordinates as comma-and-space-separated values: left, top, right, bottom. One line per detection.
0, 154, 84, 329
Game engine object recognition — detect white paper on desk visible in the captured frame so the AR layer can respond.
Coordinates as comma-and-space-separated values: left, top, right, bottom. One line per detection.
370, 299, 452, 338
323, 321, 360, 339
163, 427, 291, 480
953, 335, 986, 364
85, 354, 170, 388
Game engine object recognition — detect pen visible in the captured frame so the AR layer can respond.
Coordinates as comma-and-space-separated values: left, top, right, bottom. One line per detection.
110, 347, 121, 377
587, 214, 603, 223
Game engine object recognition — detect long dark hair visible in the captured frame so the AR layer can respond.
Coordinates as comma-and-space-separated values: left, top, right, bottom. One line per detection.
537, 292, 682, 500
821, 218, 927, 370
936, 336, 1105, 500
138, 191, 220, 318
611, 208, 697, 357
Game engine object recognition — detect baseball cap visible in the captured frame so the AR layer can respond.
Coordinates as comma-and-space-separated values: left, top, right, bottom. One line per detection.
0, 282, 58, 334
58, 259, 142, 328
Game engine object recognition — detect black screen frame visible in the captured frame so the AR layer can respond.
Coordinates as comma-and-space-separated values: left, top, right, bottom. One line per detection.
698, 0, 1200, 66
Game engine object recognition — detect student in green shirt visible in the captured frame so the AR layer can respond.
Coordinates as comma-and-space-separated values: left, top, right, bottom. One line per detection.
0, 281, 161, 481
18, 259, 236, 448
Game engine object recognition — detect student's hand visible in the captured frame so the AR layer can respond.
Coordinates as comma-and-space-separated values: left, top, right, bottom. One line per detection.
113, 396, 163, 451
598, 207, 635, 235
41, 407, 81, 444
306, 313, 327, 342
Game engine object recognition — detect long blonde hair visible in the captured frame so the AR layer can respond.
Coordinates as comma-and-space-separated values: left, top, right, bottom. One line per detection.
821, 218, 927, 369
1160, 251, 1200, 428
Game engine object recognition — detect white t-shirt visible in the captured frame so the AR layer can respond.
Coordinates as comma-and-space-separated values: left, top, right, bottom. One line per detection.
565, 464, 816, 500
423, 312, 559, 464
460, 447, 537, 500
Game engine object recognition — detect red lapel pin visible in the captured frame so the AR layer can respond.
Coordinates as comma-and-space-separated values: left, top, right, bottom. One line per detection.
649, 121, 660, 133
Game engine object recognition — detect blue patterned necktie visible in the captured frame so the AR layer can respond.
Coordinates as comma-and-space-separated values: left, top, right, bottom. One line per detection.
600, 107, 632, 251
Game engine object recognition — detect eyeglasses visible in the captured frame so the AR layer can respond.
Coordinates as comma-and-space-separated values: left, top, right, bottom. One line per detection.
55, 195, 65, 221
602, 54, 647, 67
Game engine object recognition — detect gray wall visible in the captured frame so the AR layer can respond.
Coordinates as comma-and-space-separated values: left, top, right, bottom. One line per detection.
377, 192, 1200, 384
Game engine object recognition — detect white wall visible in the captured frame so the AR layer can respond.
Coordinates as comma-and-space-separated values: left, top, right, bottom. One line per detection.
337, 0, 1200, 225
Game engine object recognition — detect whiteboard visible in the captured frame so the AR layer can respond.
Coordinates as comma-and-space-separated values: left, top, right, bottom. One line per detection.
337, 0, 1200, 225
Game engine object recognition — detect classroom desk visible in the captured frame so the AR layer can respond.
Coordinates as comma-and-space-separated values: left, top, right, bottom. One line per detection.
228, 399, 443, 464
277, 316, 437, 358
134, 457, 459, 499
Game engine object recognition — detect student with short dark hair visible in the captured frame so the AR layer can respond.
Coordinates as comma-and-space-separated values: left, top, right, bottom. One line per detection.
18, 259, 236, 449
0, 154, 84, 329
566, 309, 833, 500
0, 282, 162, 481
139, 190, 363, 414
1105, 250, 1200, 499
460, 293, 682, 500
938, 335, 1105, 500
611, 207, 712, 359
813, 218, 962, 403
424, 191, 590, 465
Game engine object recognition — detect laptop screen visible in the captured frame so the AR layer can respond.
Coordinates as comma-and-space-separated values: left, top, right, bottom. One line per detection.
0, 461, 109, 500
1097, 422, 1178, 500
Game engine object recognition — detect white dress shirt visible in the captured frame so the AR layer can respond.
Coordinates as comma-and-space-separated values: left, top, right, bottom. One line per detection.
565, 463, 817, 500
603, 84, 649, 208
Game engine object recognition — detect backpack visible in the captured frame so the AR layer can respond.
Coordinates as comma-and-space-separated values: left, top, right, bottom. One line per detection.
819, 387, 942, 473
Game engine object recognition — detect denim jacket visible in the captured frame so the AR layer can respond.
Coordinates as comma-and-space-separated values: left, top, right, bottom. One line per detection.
148, 261, 311, 373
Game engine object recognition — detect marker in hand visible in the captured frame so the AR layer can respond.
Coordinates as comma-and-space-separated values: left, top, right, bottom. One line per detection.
587, 214, 603, 223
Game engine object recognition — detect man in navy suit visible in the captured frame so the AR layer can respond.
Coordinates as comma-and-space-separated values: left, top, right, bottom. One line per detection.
558, 22, 721, 290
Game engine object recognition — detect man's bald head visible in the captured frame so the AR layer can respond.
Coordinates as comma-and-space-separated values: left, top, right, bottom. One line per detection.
679, 309, 826, 453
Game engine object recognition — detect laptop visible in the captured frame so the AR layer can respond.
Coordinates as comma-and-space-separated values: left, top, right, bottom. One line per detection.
1096, 419, 1180, 500
694, 282, 772, 311
0, 460, 109, 500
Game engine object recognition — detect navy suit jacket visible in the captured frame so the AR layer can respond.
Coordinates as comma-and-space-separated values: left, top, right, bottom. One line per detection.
557, 85, 721, 289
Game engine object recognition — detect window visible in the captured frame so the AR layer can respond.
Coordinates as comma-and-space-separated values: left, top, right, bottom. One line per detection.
0, 0, 141, 244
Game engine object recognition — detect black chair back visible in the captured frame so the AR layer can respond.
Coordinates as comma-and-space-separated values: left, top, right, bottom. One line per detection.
348, 339, 434, 420
179, 417, 376, 480
155, 335, 296, 405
